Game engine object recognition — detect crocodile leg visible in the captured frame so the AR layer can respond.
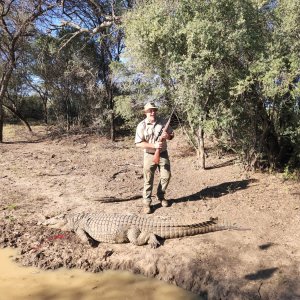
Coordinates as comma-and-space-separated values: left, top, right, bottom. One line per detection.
75, 228, 89, 243
127, 227, 160, 248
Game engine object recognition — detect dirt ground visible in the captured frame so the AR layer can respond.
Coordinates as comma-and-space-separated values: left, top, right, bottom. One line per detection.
1, 124, 299, 300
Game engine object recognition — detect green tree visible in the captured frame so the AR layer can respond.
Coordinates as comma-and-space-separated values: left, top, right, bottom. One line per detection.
0, 0, 56, 142
29, 31, 103, 130
231, 0, 300, 170
3, 67, 34, 131
56, 0, 134, 140
111, 60, 167, 132
124, 0, 267, 168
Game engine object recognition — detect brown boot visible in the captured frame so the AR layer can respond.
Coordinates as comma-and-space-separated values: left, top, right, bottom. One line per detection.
142, 198, 152, 214
156, 196, 169, 207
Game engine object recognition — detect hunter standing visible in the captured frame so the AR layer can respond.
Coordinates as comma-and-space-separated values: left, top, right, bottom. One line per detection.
135, 102, 174, 214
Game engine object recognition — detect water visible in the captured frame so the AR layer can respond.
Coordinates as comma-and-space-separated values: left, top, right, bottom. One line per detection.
0, 248, 201, 300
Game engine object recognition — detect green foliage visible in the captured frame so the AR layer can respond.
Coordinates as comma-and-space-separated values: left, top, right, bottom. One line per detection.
124, 0, 182, 75
30, 31, 103, 128
232, 0, 300, 169
124, 0, 268, 163
2, 0, 299, 172
20, 96, 44, 120
123, 0, 300, 171
3, 203, 18, 222
110, 60, 167, 131
5, 203, 18, 211
114, 95, 138, 129
283, 166, 300, 181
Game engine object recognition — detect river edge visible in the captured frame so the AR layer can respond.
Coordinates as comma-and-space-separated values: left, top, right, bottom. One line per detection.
0, 247, 202, 300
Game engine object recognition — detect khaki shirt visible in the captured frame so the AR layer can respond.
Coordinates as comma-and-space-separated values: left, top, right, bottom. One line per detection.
135, 117, 173, 154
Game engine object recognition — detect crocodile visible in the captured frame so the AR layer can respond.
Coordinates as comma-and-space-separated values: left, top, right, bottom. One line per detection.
42, 212, 223, 248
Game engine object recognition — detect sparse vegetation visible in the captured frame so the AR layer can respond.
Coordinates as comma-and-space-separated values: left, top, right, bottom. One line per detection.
0, 124, 299, 299
0, 0, 299, 174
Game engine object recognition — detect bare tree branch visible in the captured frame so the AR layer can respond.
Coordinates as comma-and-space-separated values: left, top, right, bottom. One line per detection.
0, 0, 58, 142
57, 29, 83, 53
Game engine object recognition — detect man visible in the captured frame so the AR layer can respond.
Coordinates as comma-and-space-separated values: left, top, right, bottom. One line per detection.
135, 102, 174, 214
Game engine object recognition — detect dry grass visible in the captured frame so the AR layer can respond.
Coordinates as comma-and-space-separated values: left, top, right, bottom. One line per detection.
3, 124, 48, 143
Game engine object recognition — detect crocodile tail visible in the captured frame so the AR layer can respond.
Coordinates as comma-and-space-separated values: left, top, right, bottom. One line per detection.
157, 217, 220, 239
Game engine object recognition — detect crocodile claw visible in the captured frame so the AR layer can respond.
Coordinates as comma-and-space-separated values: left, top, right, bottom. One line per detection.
149, 235, 160, 248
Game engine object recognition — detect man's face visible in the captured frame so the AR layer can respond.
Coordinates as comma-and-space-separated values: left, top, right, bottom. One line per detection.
145, 108, 157, 123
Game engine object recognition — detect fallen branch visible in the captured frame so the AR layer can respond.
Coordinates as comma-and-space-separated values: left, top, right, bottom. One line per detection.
94, 194, 142, 203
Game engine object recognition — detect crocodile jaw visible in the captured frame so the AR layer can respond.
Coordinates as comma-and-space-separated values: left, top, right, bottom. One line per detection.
42, 214, 68, 229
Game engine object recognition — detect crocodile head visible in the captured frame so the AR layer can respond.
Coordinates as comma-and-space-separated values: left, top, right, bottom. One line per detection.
42, 214, 69, 230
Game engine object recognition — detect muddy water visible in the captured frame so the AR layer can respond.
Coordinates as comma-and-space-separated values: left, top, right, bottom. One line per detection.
0, 248, 201, 300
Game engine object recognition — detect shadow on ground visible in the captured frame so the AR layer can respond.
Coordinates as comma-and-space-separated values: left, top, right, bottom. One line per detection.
244, 267, 278, 280
171, 179, 258, 204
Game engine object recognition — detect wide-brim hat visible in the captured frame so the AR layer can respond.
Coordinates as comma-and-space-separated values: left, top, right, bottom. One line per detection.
144, 102, 158, 112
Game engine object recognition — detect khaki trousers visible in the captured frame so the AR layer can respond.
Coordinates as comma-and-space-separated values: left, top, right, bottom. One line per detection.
142, 151, 171, 205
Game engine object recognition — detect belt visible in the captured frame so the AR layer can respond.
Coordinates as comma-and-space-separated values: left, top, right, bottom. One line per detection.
145, 150, 167, 155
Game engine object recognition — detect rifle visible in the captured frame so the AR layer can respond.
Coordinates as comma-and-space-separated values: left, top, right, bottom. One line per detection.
153, 106, 176, 165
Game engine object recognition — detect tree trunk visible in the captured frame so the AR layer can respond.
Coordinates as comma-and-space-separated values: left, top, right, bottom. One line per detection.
257, 98, 280, 169
0, 94, 3, 142
43, 99, 48, 124
197, 125, 205, 169
106, 78, 115, 141
110, 110, 115, 141
0, 69, 14, 142
65, 97, 71, 131
3, 104, 32, 132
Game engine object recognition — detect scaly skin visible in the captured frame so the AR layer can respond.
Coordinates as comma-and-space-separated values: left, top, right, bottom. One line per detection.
43, 212, 220, 248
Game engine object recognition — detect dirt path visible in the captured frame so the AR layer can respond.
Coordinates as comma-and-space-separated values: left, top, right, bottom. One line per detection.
1, 125, 299, 299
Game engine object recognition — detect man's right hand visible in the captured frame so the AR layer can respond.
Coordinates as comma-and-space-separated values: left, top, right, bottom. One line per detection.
154, 142, 163, 149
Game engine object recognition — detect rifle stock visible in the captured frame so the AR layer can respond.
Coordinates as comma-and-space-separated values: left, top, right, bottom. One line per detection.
152, 104, 177, 165
153, 131, 167, 164
153, 120, 171, 165
153, 148, 160, 165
